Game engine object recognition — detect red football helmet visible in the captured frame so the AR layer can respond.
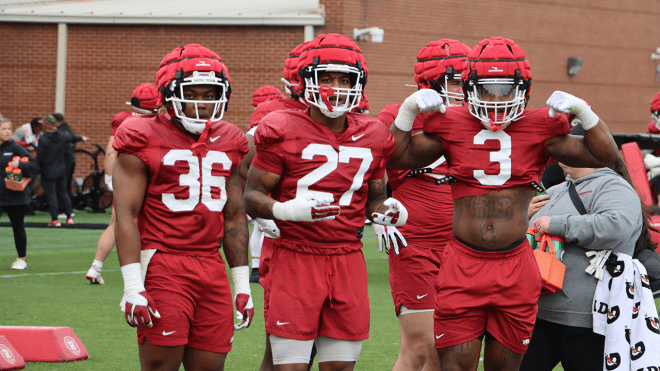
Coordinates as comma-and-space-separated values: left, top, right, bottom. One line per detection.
251, 86, 285, 107
298, 34, 368, 118
651, 91, 660, 128
156, 44, 231, 134
127, 83, 160, 114
283, 42, 312, 99
414, 39, 471, 106
462, 37, 532, 131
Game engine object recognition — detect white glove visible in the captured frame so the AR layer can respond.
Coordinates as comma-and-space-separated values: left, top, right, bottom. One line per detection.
254, 217, 280, 239
546, 91, 599, 130
644, 153, 660, 170
272, 193, 340, 222
105, 174, 113, 191
121, 263, 160, 327
371, 198, 408, 227
394, 89, 446, 131
649, 167, 660, 181
231, 266, 254, 330
373, 223, 407, 255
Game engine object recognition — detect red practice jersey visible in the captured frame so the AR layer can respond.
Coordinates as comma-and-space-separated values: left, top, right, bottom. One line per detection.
114, 114, 248, 256
252, 109, 395, 253
379, 103, 452, 249
250, 98, 308, 129
648, 121, 660, 135
111, 111, 140, 136
423, 106, 570, 199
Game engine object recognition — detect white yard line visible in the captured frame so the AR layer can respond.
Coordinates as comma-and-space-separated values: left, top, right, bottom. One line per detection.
0, 269, 119, 279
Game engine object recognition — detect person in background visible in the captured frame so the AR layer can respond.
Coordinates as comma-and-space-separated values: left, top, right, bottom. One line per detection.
85, 83, 160, 285
37, 118, 77, 226
252, 86, 286, 108
12, 118, 45, 151
522, 157, 642, 371
45, 113, 88, 218
0, 118, 40, 269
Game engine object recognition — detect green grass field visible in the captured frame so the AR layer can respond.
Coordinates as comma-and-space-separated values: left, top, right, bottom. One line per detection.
1, 210, 659, 370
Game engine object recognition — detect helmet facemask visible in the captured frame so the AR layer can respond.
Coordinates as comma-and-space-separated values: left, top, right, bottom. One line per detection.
466, 77, 527, 131
429, 67, 464, 107
302, 64, 364, 119
166, 71, 229, 134
653, 110, 660, 131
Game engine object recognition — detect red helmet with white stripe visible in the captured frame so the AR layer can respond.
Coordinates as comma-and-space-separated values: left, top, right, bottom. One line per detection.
298, 34, 368, 118
462, 37, 532, 131
156, 44, 231, 134
414, 39, 471, 106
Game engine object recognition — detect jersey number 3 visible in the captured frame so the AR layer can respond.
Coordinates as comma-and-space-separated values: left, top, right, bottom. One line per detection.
473, 130, 511, 186
297, 144, 373, 205
162, 149, 232, 212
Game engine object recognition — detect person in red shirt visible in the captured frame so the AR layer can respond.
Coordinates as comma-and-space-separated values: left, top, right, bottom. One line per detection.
85, 83, 159, 285
245, 33, 406, 370
113, 44, 253, 371
388, 37, 619, 371
378, 39, 471, 371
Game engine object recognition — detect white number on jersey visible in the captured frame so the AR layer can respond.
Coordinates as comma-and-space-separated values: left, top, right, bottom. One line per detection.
473, 129, 512, 186
297, 144, 373, 206
162, 149, 232, 212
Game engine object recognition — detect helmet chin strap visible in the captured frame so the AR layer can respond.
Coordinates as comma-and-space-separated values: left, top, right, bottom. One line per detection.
191, 119, 212, 157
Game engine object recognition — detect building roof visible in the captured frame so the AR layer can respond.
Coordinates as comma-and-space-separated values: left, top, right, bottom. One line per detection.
0, 0, 325, 26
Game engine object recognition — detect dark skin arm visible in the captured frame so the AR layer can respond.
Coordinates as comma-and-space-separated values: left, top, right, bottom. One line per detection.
222, 165, 249, 268
237, 133, 256, 191
544, 119, 618, 167
387, 126, 444, 170
365, 177, 391, 221
244, 165, 281, 219
113, 153, 147, 266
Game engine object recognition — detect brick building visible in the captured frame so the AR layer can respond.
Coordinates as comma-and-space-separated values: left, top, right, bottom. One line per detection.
0, 0, 659, 176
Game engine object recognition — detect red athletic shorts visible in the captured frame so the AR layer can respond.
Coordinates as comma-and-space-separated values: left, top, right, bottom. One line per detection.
434, 236, 542, 354
265, 246, 370, 341
259, 236, 277, 320
137, 251, 234, 353
389, 242, 445, 315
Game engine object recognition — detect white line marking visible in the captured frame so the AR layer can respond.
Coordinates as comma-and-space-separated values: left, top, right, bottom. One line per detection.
0, 269, 119, 279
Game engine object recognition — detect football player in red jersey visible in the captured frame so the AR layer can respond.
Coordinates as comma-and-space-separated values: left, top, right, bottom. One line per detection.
378, 39, 471, 371
239, 42, 313, 371
646, 91, 660, 135
113, 44, 253, 371
244, 33, 407, 371
85, 83, 160, 285
388, 37, 619, 371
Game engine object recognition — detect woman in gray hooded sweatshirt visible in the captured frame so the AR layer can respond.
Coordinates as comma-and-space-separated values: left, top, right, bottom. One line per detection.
520, 157, 642, 371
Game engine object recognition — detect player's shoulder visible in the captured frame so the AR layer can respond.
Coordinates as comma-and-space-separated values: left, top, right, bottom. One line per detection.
250, 98, 307, 128
377, 103, 402, 127
114, 114, 164, 151
518, 107, 570, 134
112, 110, 134, 121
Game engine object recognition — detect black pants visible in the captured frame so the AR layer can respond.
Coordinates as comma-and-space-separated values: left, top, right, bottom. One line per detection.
60, 161, 75, 213
520, 318, 604, 371
42, 176, 72, 220
1, 205, 28, 257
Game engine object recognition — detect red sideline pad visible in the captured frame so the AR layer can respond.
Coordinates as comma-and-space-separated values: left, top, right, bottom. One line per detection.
0, 327, 88, 363
0, 335, 25, 370
621, 142, 653, 206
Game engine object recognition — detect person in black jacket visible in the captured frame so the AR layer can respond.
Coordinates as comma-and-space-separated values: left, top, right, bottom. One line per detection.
37, 122, 77, 226
45, 113, 87, 216
0, 118, 40, 270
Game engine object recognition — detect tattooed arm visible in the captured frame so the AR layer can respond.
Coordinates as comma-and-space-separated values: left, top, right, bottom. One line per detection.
244, 165, 281, 220
365, 177, 391, 222
545, 121, 618, 168
223, 165, 250, 269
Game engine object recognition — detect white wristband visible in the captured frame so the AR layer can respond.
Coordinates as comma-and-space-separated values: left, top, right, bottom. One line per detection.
231, 266, 250, 295
272, 201, 294, 221
105, 174, 113, 191
394, 106, 415, 132
577, 106, 599, 130
121, 263, 144, 294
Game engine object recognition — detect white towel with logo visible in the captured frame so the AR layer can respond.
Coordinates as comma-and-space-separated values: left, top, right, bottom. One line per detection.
593, 253, 660, 371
